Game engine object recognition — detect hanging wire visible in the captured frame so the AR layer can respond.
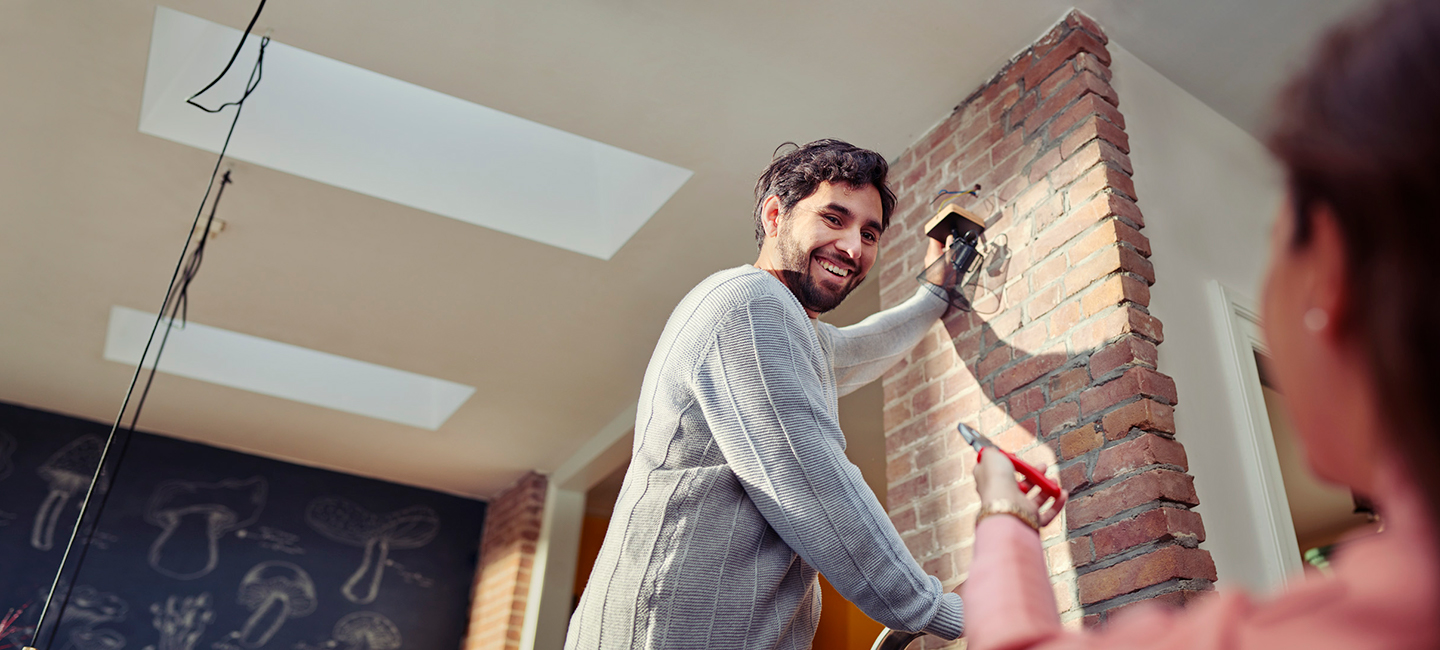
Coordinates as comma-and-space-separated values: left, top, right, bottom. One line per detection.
25, 2, 269, 646
186, 0, 269, 113
929, 183, 982, 207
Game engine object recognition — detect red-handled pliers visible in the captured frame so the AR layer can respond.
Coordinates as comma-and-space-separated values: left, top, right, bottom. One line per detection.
957, 422, 1064, 502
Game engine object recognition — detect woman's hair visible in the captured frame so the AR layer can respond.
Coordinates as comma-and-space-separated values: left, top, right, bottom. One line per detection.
752, 139, 897, 250
1268, 0, 1440, 536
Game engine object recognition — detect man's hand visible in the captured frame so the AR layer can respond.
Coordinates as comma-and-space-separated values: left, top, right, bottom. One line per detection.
975, 451, 1067, 528
923, 234, 951, 271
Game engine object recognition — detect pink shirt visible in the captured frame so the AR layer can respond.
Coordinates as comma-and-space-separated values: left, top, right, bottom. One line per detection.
962, 472, 1440, 650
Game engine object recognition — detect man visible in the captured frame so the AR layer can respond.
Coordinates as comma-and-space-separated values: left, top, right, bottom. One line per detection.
565, 140, 964, 649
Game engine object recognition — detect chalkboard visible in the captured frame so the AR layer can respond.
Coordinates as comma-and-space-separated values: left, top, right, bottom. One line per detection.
0, 401, 486, 650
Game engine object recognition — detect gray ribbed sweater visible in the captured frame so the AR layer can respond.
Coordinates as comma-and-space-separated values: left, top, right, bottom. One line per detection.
564, 265, 963, 650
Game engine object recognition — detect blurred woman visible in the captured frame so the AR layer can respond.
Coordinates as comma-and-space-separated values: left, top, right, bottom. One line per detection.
961, 0, 1440, 647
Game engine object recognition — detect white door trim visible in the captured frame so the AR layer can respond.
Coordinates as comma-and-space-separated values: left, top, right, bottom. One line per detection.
1209, 281, 1301, 588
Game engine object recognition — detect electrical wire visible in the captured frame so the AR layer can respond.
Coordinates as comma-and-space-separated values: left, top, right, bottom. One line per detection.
26, 3, 269, 646
186, 0, 269, 113
930, 183, 982, 207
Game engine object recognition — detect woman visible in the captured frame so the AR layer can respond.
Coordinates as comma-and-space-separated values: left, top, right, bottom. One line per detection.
961, 0, 1440, 647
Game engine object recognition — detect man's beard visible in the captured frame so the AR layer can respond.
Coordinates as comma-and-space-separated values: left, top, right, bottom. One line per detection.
775, 221, 862, 314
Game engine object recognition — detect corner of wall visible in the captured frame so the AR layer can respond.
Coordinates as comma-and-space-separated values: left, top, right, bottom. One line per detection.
879, 10, 1216, 632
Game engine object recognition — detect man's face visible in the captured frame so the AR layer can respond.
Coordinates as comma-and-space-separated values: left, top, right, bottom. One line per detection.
772, 182, 884, 314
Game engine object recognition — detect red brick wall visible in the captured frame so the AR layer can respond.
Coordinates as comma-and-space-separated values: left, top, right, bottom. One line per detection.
465, 472, 547, 650
878, 12, 1215, 635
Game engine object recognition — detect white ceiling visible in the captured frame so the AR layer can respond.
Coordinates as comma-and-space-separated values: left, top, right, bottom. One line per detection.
0, 0, 1364, 498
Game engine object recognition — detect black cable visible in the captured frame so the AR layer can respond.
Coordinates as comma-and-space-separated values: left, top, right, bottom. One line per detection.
187, 0, 269, 113
28, 7, 268, 646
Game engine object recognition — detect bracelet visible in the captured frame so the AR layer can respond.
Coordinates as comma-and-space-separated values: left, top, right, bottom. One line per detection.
977, 499, 1040, 533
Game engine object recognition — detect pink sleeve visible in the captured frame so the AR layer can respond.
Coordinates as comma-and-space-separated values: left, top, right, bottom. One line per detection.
962, 514, 1253, 650
961, 514, 1065, 650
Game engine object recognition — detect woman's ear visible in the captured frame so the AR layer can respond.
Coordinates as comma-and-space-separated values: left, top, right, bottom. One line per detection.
1307, 204, 1351, 342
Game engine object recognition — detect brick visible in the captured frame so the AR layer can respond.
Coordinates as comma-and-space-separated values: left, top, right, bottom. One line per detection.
1080, 365, 1178, 414
1081, 274, 1151, 317
1030, 253, 1070, 291
1070, 225, 1154, 274
1100, 398, 1178, 442
1031, 22, 1069, 58
923, 552, 957, 582
887, 455, 913, 482
1104, 589, 1212, 621
1016, 179, 1053, 215
902, 528, 937, 557
890, 473, 932, 506
1059, 460, 1089, 491
1094, 431, 1186, 484
1023, 29, 1111, 89
1089, 335, 1160, 377
1010, 385, 1047, 419
1038, 62, 1079, 101
979, 402, 1008, 435
1028, 146, 1063, 183
1012, 321, 1050, 352
1070, 535, 1097, 567
1005, 91, 1040, 132
993, 347, 1067, 397
977, 344, 1013, 380
1065, 10, 1109, 43
1065, 469, 1200, 529
1033, 194, 1066, 231
1059, 423, 1103, 459
1061, 115, 1130, 158
887, 366, 925, 404
1073, 305, 1165, 353
1048, 301, 1085, 339
1077, 545, 1216, 605
1066, 163, 1134, 207
1026, 71, 1118, 138
1039, 401, 1080, 437
1091, 507, 1206, 560
889, 506, 918, 534
1025, 283, 1064, 322
1049, 366, 1090, 400
1063, 245, 1154, 297
924, 354, 956, 382
1049, 94, 1127, 142
884, 401, 913, 428
992, 141, 1042, 189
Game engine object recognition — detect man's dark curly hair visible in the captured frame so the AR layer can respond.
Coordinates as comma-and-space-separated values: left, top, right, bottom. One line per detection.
752, 139, 897, 250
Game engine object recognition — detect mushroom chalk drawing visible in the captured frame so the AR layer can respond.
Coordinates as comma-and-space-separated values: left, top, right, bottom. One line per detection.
31, 436, 103, 551
142, 593, 214, 650
145, 477, 267, 580
65, 627, 126, 650
212, 562, 315, 650
55, 586, 128, 650
304, 497, 439, 605
330, 612, 400, 650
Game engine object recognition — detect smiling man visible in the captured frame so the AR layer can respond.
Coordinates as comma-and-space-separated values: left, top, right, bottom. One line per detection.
564, 140, 964, 650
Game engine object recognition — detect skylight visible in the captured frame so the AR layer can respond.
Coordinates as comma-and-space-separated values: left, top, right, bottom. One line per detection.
139, 7, 692, 260
104, 306, 476, 430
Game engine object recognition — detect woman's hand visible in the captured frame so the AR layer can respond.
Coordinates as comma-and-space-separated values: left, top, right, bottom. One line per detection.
975, 450, 1067, 528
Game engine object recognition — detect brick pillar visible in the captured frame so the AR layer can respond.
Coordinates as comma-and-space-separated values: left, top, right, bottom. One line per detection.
465, 472, 548, 650
879, 12, 1215, 634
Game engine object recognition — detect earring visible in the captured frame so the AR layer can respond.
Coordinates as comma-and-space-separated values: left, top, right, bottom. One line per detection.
1304, 308, 1329, 332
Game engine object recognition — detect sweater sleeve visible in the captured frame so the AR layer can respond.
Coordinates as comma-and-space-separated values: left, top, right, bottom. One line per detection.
822, 285, 949, 398
691, 293, 964, 639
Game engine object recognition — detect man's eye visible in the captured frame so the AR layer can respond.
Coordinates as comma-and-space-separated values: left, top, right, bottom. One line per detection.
863, 232, 878, 243
823, 214, 841, 225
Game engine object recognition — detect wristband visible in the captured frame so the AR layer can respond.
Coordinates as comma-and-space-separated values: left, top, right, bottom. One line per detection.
977, 499, 1040, 533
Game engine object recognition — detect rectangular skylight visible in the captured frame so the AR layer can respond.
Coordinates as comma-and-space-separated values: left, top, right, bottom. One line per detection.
139, 7, 692, 260
103, 306, 475, 430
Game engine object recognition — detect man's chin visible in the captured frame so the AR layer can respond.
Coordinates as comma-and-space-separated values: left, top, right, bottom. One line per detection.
801, 280, 857, 314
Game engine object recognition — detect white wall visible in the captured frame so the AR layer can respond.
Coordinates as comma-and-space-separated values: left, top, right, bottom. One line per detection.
1109, 43, 1287, 591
